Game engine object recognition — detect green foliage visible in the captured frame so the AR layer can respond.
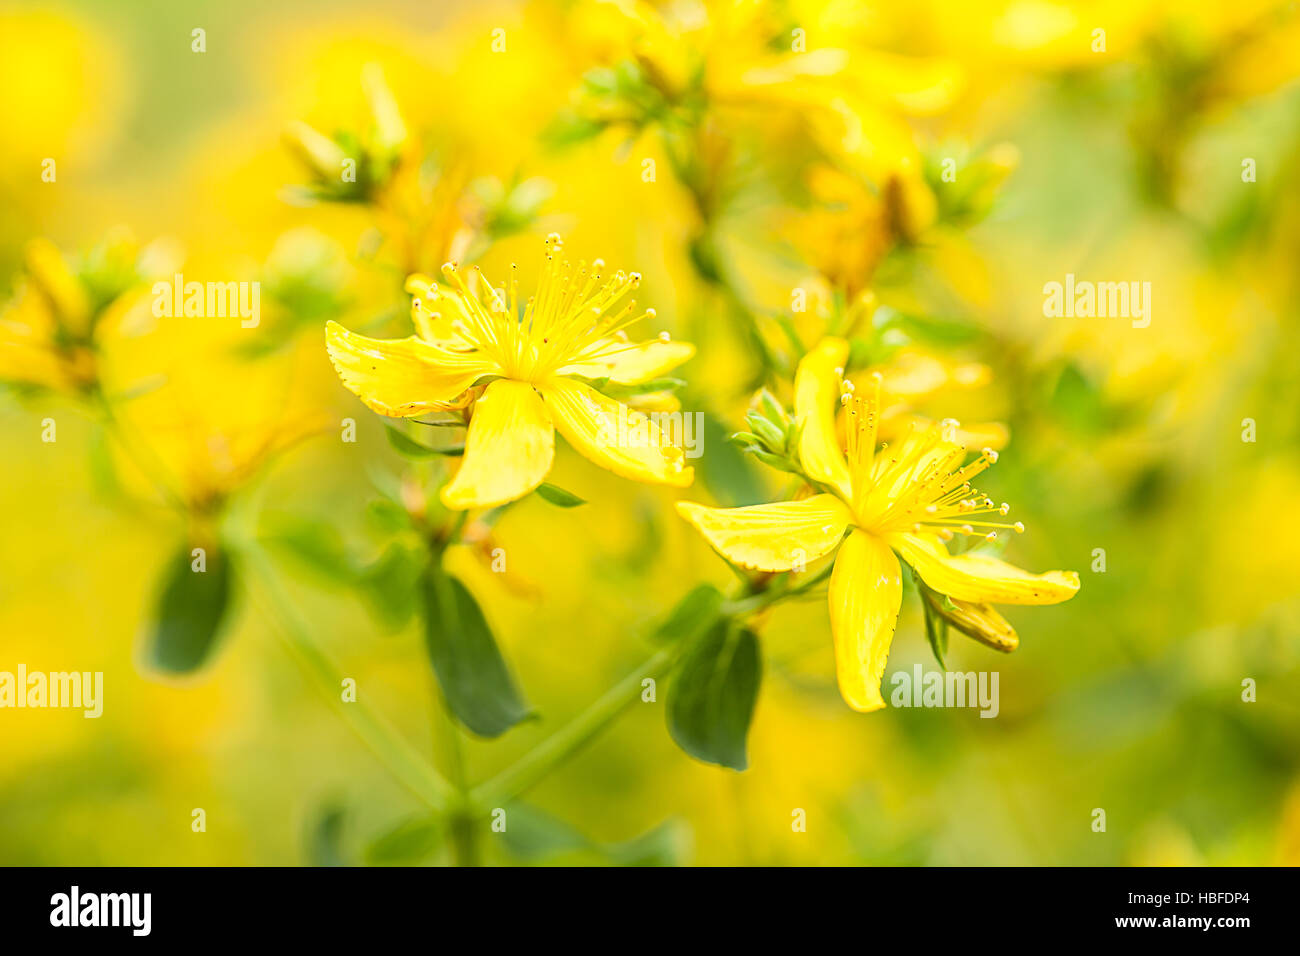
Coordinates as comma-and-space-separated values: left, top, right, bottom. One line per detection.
147, 541, 234, 675
535, 483, 586, 508
384, 423, 462, 459
667, 621, 762, 771
364, 815, 443, 866
421, 567, 531, 738
500, 803, 686, 866
651, 584, 725, 645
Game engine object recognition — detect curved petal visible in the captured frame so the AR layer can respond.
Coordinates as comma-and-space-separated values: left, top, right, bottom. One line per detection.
442, 380, 554, 510
559, 339, 695, 385
676, 495, 851, 572
925, 593, 1018, 652
541, 376, 693, 487
828, 530, 903, 712
890, 532, 1080, 606
441, 382, 553, 512
325, 321, 497, 417
795, 337, 852, 496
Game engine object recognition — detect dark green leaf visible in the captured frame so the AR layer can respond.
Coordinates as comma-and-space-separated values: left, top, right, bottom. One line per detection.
147, 542, 234, 675
422, 568, 531, 737
651, 584, 724, 645
364, 815, 443, 866
535, 482, 586, 508
667, 622, 762, 771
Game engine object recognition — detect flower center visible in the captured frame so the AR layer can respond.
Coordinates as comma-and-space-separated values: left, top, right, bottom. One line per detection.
414, 234, 655, 384
841, 383, 1024, 543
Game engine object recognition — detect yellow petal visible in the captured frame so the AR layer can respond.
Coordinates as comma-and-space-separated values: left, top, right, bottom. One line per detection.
890, 533, 1080, 605
922, 592, 1018, 652
541, 376, 693, 487
559, 339, 695, 385
675, 495, 850, 572
828, 530, 902, 712
794, 337, 852, 496
325, 320, 497, 417
442, 380, 554, 510
25, 239, 90, 336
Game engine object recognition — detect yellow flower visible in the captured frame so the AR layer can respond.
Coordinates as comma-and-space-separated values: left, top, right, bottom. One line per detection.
677, 337, 1078, 712
0, 235, 164, 395
326, 234, 695, 510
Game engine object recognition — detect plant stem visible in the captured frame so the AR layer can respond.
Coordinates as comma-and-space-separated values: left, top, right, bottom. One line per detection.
430, 669, 481, 866
241, 542, 455, 812
469, 642, 682, 809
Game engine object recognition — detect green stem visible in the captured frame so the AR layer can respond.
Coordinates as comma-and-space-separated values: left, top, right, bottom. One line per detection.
241, 542, 455, 812
429, 668, 480, 866
469, 642, 682, 809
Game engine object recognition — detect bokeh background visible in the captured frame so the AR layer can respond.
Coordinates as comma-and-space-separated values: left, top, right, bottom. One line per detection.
2, 0, 1300, 865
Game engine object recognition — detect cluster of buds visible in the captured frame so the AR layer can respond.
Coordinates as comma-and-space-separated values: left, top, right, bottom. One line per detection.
728, 389, 803, 475
283, 64, 408, 204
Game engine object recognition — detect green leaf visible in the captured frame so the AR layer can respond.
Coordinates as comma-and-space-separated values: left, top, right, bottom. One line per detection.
307, 803, 349, 867
384, 423, 461, 459
499, 803, 687, 866
261, 513, 356, 584
358, 543, 425, 633
597, 376, 687, 399
421, 567, 531, 737
921, 594, 949, 668
364, 815, 443, 866
667, 622, 762, 771
651, 584, 724, 645
364, 497, 412, 535
603, 819, 689, 866
535, 482, 586, 508
147, 542, 234, 675
499, 803, 590, 861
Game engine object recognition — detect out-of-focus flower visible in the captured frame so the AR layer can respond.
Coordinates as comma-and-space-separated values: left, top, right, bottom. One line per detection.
326, 233, 695, 509
0, 233, 169, 395
284, 63, 552, 274
283, 63, 407, 205
0, 8, 125, 169
678, 337, 1078, 711
857, 350, 1009, 450
116, 329, 327, 520
797, 142, 1018, 302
